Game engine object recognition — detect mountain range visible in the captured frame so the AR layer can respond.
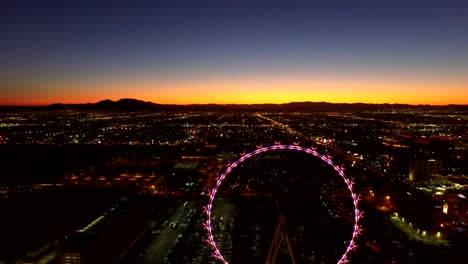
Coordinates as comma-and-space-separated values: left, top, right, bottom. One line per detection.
1, 98, 468, 112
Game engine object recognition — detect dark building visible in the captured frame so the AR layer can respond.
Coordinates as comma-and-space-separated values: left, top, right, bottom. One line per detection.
392, 185, 443, 231
60, 196, 150, 264
409, 159, 442, 182
19, 242, 58, 264
430, 136, 455, 158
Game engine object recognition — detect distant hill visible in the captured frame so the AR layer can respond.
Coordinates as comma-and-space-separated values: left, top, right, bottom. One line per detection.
1, 98, 468, 112
45, 98, 163, 111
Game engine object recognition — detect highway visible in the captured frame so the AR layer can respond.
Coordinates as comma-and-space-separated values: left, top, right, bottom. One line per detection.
212, 198, 235, 221
136, 201, 197, 264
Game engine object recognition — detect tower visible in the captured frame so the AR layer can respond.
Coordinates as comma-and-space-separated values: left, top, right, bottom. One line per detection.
265, 214, 296, 264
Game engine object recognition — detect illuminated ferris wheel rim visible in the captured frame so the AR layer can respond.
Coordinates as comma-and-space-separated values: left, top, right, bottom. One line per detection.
203, 144, 362, 264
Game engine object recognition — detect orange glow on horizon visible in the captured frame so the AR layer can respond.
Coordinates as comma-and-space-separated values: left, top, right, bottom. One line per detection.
1, 78, 467, 106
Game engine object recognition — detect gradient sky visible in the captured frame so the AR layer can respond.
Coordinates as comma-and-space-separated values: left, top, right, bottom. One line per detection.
1, 0, 468, 105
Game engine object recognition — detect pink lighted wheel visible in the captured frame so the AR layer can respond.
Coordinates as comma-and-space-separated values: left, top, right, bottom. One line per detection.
203, 145, 362, 264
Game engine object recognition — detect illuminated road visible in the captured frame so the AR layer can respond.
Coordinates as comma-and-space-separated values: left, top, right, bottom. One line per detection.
136, 202, 197, 264
256, 113, 379, 177
212, 198, 235, 226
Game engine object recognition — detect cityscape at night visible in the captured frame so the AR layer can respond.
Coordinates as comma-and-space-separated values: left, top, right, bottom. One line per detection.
1, 106, 467, 263
1, 0, 468, 264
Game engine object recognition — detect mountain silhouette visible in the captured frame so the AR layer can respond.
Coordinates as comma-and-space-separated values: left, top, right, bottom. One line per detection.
1, 99, 467, 112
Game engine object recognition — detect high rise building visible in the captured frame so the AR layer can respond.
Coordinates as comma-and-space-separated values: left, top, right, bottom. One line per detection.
409, 159, 442, 182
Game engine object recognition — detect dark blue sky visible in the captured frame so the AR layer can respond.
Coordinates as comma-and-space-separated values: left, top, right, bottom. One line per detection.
1, 0, 468, 105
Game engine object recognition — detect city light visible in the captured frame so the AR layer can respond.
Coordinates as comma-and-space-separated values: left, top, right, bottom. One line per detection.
204, 145, 362, 264
0, 90, 467, 262
443, 204, 449, 214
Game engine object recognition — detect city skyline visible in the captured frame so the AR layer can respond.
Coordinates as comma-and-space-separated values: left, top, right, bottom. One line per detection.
1, 109, 467, 263
2, 0, 468, 105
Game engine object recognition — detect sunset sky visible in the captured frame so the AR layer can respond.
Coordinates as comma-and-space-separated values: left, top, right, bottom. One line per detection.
1, 0, 468, 105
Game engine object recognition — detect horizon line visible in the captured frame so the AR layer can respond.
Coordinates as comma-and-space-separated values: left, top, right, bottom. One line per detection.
1, 98, 468, 107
